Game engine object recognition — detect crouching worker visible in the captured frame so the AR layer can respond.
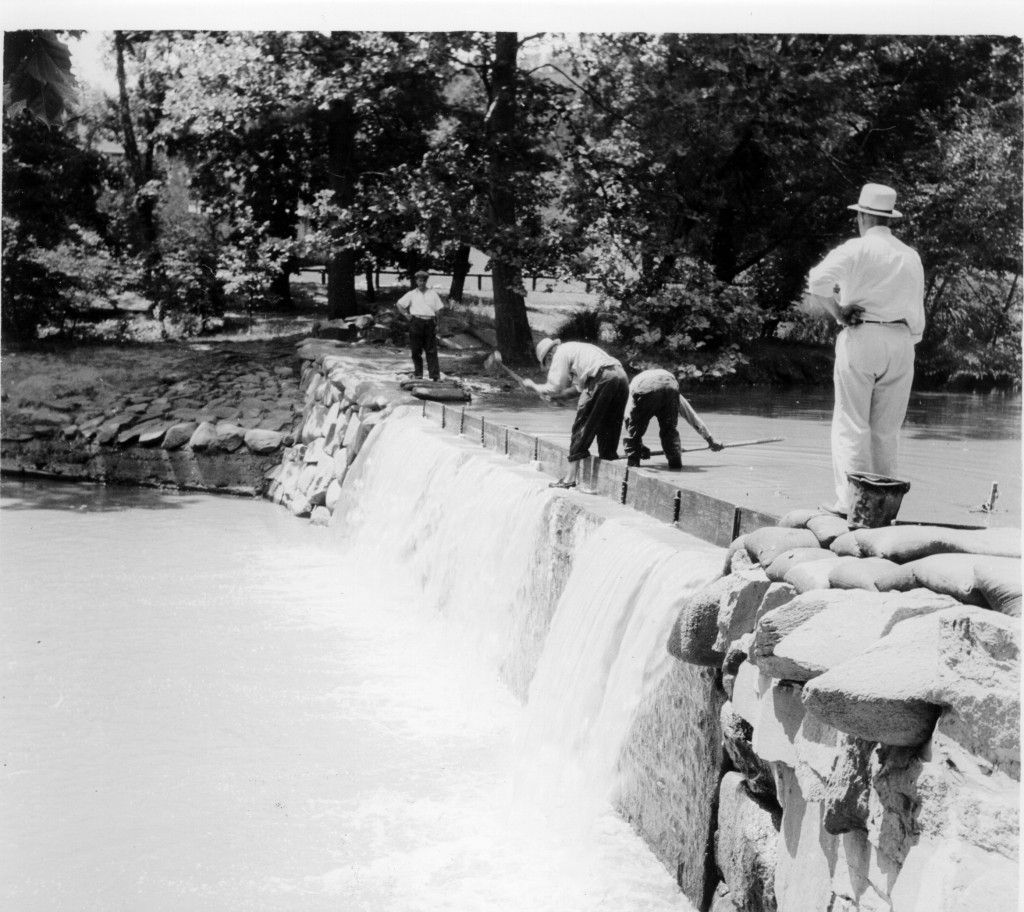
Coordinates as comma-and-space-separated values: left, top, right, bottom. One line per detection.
522, 338, 630, 489
624, 368, 723, 468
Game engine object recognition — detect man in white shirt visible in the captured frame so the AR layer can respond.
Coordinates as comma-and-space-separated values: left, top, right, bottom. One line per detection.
624, 369, 723, 468
522, 338, 629, 489
396, 270, 445, 381
807, 183, 926, 515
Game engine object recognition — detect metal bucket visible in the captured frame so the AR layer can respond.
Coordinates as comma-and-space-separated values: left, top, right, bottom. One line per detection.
846, 472, 911, 529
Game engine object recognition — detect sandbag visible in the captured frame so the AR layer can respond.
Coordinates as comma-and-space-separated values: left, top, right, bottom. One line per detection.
830, 531, 863, 558
744, 526, 820, 569
806, 513, 851, 549
886, 554, 988, 606
828, 557, 901, 592
974, 558, 1023, 617
765, 547, 834, 583
778, 508, 819, 529
784, 556, 851, 593
854, 525, 1021, 563
874, 564, 918, 593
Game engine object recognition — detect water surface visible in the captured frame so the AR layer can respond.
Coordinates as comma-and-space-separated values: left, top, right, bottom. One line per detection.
1, 478, 697, 912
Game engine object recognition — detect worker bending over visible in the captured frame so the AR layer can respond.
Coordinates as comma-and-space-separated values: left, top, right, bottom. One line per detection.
522, 338, 630, 489
624, 368, 724, 467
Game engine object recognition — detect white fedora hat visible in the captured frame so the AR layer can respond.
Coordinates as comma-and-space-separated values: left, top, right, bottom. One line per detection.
536, 337, 560, 365
848, 183, 902, 218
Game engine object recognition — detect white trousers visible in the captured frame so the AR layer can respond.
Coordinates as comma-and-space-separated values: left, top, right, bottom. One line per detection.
831, 324, 915, 509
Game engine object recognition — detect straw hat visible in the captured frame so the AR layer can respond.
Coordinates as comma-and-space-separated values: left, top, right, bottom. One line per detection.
536, 337, 560, 365
848, 183, 902, 218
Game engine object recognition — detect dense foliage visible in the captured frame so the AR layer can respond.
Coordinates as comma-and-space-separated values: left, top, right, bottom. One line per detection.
3, 30, 1021, 387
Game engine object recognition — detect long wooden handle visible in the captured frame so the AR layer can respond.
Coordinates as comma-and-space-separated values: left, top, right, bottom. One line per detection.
490, 351, 529, 389
649, 436, 784, 456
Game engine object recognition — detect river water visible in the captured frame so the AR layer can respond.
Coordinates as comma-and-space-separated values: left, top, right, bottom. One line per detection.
471, 386, 1021, 527
1, 417, 726, 912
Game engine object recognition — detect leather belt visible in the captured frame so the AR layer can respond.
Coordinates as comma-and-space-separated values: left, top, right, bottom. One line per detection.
856, 318, 907, 326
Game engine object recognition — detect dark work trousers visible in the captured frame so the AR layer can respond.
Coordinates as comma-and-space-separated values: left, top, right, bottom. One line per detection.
623, 387, 682, 468
408, 316, 440, 380
568, 365, 630, 462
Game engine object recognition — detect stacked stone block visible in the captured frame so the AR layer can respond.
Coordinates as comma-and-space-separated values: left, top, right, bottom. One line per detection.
669, 509, 1021, 912
263, 339, 417, 524
1, 352, 300, 493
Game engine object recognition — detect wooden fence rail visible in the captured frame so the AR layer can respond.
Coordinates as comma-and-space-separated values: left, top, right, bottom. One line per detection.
296, 266, 593, 293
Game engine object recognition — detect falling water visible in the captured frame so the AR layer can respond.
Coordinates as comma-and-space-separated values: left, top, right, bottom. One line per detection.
2, 412, 726, 911
335, 415, 724, 837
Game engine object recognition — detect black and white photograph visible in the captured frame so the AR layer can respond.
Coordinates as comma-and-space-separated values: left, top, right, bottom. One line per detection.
2, 3, 1021, 910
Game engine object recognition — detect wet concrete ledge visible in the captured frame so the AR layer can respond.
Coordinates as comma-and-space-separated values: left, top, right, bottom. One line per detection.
419, 399, 779, 547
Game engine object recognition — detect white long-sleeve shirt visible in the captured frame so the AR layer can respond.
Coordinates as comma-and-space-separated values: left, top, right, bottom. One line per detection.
397, 288, 445, 318
534, 342, 620, 396
807, 226, 926, 342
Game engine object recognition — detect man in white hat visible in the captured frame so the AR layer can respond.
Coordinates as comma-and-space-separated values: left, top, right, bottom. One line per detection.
522, 337, 629, 488
806, 183, 925, 516
396, 270, 445, 381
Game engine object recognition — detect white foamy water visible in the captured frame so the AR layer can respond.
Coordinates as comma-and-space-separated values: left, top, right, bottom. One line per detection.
2, 417, 723, 911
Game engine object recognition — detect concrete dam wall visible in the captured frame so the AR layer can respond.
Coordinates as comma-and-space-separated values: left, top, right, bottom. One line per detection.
266, 339, 1019, 912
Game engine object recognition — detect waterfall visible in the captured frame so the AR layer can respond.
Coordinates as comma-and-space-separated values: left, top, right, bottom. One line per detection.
331, 413, 725, 861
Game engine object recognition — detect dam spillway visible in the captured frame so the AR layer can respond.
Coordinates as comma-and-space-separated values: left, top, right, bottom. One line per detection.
269, 341, 1019, 912
329, 416, 729, 901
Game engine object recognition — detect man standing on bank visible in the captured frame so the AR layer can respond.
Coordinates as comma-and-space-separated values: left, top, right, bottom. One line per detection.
623, 369, 724, 468
396, 269, 445, 381
522, 338, 630, 489
806, 183, 925, 517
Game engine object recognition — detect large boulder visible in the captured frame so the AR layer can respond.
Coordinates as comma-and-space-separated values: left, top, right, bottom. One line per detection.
714, 568, 772, 653
766, 589, 960, 682
721, 700, 777, 801
715, 773, 780, 912
801, 605, 1015, 748
750, 590, 881, 675
668, 575, 735, 666
929, 607, 1020, 777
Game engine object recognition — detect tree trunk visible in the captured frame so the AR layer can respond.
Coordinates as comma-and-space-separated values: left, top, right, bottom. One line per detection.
113, 31, 160, 283
448, 244, 471, 303
326, 97, 359, 319
484, 33, 534, 366
364, 266, 377, 303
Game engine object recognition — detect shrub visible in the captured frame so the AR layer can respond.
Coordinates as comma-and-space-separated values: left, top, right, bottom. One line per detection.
608, 260, 767, 381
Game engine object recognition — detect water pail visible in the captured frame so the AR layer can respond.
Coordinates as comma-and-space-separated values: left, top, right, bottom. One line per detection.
846, 472, 911, 529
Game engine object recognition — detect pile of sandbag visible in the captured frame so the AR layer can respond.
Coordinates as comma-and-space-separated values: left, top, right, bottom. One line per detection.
728, 511, 1021, 615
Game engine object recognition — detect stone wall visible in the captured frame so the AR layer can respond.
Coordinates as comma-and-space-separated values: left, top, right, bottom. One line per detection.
1, 348, 298, 495
671, 519, 1021, 912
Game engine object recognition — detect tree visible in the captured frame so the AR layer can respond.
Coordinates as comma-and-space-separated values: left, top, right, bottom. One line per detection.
550, 33, 1022, 381
2, 112, 114, 344
3, 30, 79, 127
401, 32, 569, 363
